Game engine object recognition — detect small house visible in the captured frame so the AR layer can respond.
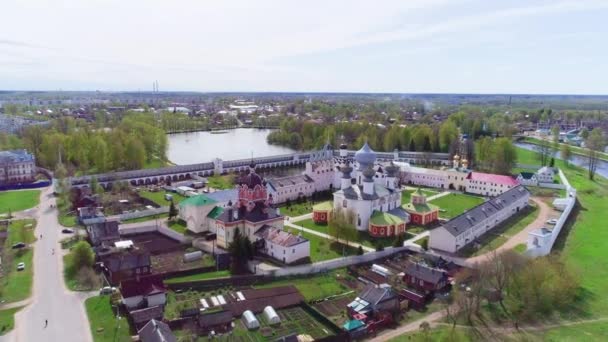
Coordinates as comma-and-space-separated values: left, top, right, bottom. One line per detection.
516, 172, 538, 186
347, 285, 399, 319
254, 225, 310, 264
403, 262, 448, 293
103, 251, 151, 285
130, 305, 164, 330
120, 274, 167, 310
536, 166, 555, 183
87, 219, 120, 246
138, 319, 177, 342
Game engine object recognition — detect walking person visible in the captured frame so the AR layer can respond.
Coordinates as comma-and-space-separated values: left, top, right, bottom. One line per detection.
44, 319, 48, 328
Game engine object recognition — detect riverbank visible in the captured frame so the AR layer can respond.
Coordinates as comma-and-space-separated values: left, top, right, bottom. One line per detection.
520, 136, 608, 162
166, 125, 279, 134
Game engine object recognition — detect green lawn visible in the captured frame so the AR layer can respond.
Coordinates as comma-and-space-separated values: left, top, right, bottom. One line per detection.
0, 190, 40, 214
293, 218, 402, 249
167, 219, 188, 234
120, 213, 168, 224
165, 269, 230, 284
278, 200, 315, 217
58, 213, 77, 227
138, 190, 187, 206
284, 226, 358, 262
413, 236, 428, 248
459, 204, 538, 257
429, 193, 486, 219
389, 326, 473, 342
85, 296, 132, 342
0, 219, 36, 303
255, 269, 351, 301
207, 174, 234, 190
0, 307, 23, 336
513, 243, 527, 254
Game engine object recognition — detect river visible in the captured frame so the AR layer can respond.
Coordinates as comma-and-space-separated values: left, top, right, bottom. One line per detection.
515, 142, 608, 179
167, 128, 296, 165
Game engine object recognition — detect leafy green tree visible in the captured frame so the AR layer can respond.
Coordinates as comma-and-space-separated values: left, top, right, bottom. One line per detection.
70, 241, 95, 270
169, 201, 178, 220
560, 144, 572, 165
586, 128, 607, 180
580, 127, 589, 139
357, 246, 364, 255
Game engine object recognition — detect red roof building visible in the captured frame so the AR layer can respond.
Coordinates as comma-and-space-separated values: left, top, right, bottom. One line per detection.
465, 172, 519, 196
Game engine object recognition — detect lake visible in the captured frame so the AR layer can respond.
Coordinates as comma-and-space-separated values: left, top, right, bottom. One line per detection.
515, 142, 608, 179
167, 128, 296, 165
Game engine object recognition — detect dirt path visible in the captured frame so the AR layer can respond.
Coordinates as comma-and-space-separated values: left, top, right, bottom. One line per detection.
467, 197, 551, 264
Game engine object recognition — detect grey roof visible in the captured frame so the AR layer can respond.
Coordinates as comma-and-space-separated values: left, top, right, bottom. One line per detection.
518, 172, 535, 180
198, 310, 233, 329
0, 149, 34, 163
440, 185, 530, 237
105, 252, 151, 272
215, 202, 282, 224
254, 225, 308, 247
205, 189, 238, 203
88, 220, 120, 245
335, 183, 394, 201
387, 207, 410, 221
358, 285, 397, 306
138, 319, 176, 342
266, 174, 313, 191
404, 262, 447, 284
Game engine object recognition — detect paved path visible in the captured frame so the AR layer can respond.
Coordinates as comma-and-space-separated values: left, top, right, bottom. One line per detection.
425, 191, 451, 201
288, 212, 313, 222
284, 221, 375, 252
5, 187, 94, 342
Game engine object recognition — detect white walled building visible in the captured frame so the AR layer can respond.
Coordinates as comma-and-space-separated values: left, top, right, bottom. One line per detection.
178, 195, 218, 233
254, 225, 310, 264
536, 166, 555, 183
0, 149, 36, 185
429, 185, 530, 253
464, 172, 519, 196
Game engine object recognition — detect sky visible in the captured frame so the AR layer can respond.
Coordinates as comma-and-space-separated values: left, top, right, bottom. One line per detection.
1, 0, 608, 94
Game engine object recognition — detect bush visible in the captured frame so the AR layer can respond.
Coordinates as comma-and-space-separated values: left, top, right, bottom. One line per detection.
76, 267, 101, 290
70, 241, 95, 270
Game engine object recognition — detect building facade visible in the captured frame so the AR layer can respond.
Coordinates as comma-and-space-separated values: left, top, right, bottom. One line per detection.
254, 225, 310, 264
0, 149, 36, 185
429, 185, 530, 253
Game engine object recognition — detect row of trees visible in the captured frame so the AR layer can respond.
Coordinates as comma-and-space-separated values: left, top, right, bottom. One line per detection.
268, 118, 461, 154
20, 115, 167, 175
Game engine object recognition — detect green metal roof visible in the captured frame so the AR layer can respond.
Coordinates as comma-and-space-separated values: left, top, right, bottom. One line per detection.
402, 202, 439, 214
179, 194, 217, 208
207, 206, 224, 219
313, 201, 333, 211
343, 319, 364, 331
370, 211, 405, 226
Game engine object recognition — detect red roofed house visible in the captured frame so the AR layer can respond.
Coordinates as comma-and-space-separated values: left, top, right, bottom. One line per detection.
121, 274, 168, 310
465, 172, 519, 197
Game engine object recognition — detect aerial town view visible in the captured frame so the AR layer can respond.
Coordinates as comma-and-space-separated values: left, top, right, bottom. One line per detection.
1, 1, 608, 342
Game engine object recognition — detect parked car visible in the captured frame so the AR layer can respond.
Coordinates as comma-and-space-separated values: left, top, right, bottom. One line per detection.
61, 228, 74, 234
546, 219, 558, 225
12, 242, 26, 249
17, 262, 25, 271
99, 286, 117, 295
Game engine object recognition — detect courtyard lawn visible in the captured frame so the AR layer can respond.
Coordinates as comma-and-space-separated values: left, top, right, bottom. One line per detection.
429, 193, 486, 219
85, 296, 132, 342
293, 218, 406, 249
167, 219, 188, 234
513, 243, 527, 254
0, 190, 40, 214
0, 307, 23, 336
284, 226, 358, 262
255, 269, 351, 301
207, 174, 234, 190
165, 269, 230, 284
138, 190, 187, 206
278, 200, 317, 217
459, 204, 538, 257
0, 219, 36, 303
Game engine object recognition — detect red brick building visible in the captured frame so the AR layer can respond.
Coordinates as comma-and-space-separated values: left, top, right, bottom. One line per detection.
402, 189, 439, 226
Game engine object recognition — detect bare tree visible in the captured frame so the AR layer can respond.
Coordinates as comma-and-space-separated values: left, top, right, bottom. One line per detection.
535, 138, 553, 166
585, 128, 606, 180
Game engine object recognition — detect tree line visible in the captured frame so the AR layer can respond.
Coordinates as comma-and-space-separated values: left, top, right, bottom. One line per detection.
20, 115, 167, 175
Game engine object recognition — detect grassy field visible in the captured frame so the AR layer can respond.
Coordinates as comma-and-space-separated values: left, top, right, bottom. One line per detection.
459, 204, 538, 257
165, 269, 230, 284
0, 307, 23, 336
85, 296, 132, 342
293, 218, 401, 249
138, 190, 187, 206
207, 174, 234, 190
389, 326, 473, 342
0, 219, 36, 303
167, 219, 188, 234
278, 200, 317, 217
513, 243, 527, 253
401, 188, 438, 204
0, 190, 40, 214
284, 226, 358, 262
429, 193, 486, 219
255, 269, 351, 301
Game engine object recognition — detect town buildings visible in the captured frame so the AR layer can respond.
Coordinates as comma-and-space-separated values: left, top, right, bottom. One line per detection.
403, 262, 449, 293
0, 149, 36, 185
254, 225, 310, 264
429, 185, 530, 253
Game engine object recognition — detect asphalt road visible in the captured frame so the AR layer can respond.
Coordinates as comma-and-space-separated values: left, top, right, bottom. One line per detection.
4, 187, 93, 342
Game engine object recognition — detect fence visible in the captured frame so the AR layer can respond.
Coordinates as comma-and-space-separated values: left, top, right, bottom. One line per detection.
257, 246, 410, 277
0, 180, 51, 191
118, 223, 188, 243
118, 206, 168, 221
526, 168, 577, 257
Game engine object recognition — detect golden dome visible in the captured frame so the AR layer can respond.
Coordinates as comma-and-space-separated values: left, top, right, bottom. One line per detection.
453, 154, 461, 160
